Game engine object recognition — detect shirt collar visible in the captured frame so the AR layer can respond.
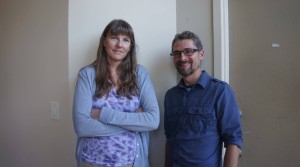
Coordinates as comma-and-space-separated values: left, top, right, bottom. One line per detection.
178, 70, 211, 89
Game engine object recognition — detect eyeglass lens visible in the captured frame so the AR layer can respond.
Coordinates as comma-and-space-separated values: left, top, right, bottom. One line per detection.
172, 48, 199, 57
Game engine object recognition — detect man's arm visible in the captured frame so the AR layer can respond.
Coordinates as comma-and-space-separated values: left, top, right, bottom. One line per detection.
223, 144, 241, 167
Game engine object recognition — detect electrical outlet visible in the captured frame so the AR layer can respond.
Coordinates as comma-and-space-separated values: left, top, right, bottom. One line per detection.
51, 101, 60, 120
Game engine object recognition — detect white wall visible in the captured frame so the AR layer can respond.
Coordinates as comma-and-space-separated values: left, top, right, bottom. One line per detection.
68, 0, 177, 166
177, 0, 213, 75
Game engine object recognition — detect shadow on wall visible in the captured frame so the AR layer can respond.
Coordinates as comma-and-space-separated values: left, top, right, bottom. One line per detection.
147, 50, 177, 167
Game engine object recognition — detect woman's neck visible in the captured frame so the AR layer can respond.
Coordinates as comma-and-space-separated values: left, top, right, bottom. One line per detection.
109, 64, 119, 87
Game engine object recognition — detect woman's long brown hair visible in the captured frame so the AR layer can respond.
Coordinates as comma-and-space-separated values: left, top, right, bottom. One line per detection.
92, 19, 138, 99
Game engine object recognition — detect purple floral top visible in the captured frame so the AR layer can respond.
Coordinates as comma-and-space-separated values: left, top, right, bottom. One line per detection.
82, 88, 140, 166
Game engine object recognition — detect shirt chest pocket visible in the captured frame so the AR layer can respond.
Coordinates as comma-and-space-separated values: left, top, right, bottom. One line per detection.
186, 106, 217, 132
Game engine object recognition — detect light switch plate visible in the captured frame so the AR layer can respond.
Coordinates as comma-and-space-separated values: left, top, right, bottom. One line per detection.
51, 101, 60, 120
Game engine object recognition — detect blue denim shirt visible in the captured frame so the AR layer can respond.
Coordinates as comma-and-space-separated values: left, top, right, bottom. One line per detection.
164, 71, 242, 167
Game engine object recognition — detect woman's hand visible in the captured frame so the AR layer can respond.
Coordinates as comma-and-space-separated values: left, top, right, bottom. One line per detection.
90, 108, 101, 119
136, 107, 144, 112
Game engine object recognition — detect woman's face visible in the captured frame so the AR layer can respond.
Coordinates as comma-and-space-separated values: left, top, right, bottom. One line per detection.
104, 33, 131, 65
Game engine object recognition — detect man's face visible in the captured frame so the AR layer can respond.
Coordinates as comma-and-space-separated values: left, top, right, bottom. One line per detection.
172, 39, 204, 77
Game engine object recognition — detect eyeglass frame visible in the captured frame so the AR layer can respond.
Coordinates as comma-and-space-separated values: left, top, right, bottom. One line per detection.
170, 48, 201, 57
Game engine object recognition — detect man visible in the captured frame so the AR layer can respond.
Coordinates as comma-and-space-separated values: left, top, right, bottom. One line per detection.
164, 31, 242, 167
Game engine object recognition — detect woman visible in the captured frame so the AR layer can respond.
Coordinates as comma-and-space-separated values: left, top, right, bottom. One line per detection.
72, 19, 160, 167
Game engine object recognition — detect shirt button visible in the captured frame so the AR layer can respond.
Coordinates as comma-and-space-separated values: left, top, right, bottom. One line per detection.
136, 155, 139, 158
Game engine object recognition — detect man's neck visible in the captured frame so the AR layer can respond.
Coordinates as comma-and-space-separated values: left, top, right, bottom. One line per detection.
182, 68, 202, 86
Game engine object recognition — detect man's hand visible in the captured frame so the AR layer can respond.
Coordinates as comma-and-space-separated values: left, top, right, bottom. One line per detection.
224, 144, 241, 167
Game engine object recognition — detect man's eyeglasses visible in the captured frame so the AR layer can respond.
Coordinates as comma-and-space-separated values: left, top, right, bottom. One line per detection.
170, 48, 200, 57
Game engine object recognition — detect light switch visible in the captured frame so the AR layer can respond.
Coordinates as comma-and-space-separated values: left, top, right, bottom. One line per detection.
51, 101, 60, 120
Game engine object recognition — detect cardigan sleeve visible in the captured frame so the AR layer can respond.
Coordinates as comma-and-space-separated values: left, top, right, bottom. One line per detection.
72, 67, 126, 137
99, 65, 160, 132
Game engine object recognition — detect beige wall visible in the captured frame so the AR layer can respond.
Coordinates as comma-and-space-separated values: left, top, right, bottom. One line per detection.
229, 0, 300, 166
0, 0, 74, 167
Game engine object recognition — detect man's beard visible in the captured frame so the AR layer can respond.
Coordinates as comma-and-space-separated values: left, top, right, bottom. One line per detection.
176, 61, 200, 77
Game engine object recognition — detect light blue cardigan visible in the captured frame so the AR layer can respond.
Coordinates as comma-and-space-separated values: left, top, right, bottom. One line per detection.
72, 64, 160, 167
